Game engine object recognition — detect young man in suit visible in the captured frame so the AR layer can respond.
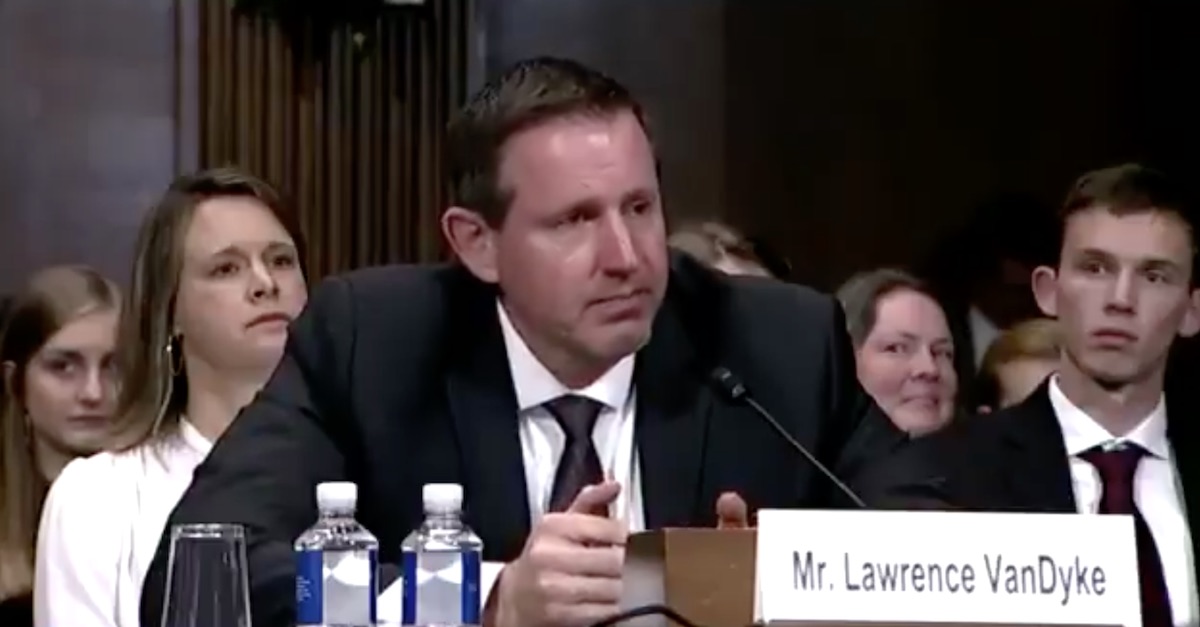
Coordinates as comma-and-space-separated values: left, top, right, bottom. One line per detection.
139, 57, 937, 627
941, 164, 1200, 627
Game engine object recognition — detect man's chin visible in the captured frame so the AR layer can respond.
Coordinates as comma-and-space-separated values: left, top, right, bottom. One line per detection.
1081, 361, 1141, 390
592, 327, 652, 362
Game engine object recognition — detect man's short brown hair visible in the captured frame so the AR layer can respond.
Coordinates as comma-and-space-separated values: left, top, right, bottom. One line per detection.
1059, 163, 1198, 277
446, 57, 650, 227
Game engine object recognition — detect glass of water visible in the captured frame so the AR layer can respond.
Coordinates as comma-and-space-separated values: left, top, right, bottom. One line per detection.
161, 523, 252, 627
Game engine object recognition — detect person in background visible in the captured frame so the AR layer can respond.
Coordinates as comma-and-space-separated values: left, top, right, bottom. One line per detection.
0, 266, 120, 627
34, 168, 309, 627
975, 318, 1060, 412
837, 268, 958, 436
920, 192, 1058, 406
937, 164, 1200, 626
668, 220, 775, 277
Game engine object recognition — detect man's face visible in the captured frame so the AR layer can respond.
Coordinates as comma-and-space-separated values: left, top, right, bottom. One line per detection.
1033, 208, 1200, 387
487, 110, 669, 377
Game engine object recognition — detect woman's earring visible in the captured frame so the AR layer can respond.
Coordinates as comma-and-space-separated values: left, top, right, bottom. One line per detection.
165, 334, 184, 377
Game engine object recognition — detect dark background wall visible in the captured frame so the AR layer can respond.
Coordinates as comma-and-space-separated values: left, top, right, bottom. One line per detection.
0, 0, 180, 292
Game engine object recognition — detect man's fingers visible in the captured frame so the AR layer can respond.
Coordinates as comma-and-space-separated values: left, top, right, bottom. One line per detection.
716, 491, 749, 529
540, 573, 623, 605
531, 542, 624, 578
540, 512, 627, 546
567, 481, 621, 515
546, 601, 622, 627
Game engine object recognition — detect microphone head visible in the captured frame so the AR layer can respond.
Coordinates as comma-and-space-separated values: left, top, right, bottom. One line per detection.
709, 367, 747, 400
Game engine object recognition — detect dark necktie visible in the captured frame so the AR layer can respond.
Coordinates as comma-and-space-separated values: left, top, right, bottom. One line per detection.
1079, 444, 1172, 627
545, 395, 605, 515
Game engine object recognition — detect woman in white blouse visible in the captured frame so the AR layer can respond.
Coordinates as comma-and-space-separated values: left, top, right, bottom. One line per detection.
34, 167, 309, 627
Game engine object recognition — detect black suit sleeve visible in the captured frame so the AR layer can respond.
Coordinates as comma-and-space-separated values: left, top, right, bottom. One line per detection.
140, 277, 355, 627
819, 299, 949, 508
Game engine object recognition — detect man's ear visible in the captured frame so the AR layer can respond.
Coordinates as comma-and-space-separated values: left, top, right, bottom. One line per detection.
1030, 265, 1059, 318
1179, 287, 1200, 338
441, 207, 499, 284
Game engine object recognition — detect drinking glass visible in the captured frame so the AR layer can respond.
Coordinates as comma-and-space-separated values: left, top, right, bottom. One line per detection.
160, 523, 252, 627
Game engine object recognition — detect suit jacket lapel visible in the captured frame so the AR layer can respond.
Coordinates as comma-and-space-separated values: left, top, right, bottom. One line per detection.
1165, 400, 1200, 583
997, 382, 1078, 513
444, 275, 529, 562
634, 282, 712, 529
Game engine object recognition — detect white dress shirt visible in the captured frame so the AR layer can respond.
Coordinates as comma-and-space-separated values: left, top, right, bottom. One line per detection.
1048, 377, 1198, 626
34, 421, 212, 627
384, 305, 646, 615
497, 302, 645, 531
968, 306, 999, 369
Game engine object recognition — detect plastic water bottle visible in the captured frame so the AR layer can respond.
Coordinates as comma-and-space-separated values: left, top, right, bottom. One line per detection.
295, 482, 379, 627
401, 483, 483, 626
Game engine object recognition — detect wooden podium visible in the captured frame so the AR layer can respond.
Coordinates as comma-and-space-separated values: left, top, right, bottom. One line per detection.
619, 528, 1120, 627
621, 528, 757, 627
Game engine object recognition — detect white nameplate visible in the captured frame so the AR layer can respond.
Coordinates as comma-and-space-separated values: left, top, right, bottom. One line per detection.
755, 510, 1139, 626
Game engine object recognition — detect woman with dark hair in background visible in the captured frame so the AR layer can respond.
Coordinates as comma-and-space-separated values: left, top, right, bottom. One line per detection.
0, 266, 120, 626
837, 268, 958, 436
35, 167, 309, 627
668, 220, 777, 277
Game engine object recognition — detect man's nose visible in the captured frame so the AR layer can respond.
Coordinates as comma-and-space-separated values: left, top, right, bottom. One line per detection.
598, 213, 639, 273
1105, 270, 1137, 313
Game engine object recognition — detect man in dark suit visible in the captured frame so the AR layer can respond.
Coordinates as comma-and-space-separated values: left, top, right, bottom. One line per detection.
939, 164, 1200, 627
140, 57, 936, 627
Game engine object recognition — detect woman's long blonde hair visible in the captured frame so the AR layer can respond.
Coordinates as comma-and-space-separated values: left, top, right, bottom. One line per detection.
106, 166, 304, 452
0, 265, 119, 600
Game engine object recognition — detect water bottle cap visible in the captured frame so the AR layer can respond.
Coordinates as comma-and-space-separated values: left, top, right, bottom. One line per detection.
423, 483, 463, 513
316, 482, 357, 510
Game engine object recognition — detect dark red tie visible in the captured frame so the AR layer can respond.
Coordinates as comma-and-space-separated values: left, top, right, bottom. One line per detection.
1078, 444, 1172, 627
545, 395, 606, 515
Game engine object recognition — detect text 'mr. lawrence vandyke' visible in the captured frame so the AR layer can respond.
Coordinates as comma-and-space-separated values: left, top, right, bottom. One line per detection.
791, 550, 1108, 606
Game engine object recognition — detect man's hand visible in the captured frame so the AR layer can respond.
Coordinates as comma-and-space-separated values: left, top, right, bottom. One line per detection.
493, 482, 627, 627
716, 491, 751, 529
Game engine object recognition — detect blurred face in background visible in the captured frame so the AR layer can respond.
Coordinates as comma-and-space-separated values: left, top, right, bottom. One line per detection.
21, 308, 119, 462
992, 357, 1056, 409
856, 288, 957, 435
172, 196, 308, 375
712, 256, 771, 278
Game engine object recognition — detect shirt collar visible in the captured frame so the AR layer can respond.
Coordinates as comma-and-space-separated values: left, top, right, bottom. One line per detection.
497, 300, 635, 412
176, 417, 214, 456
1048, 375, 1169, 459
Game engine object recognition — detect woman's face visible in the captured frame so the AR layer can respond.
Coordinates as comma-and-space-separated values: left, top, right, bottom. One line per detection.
173, 196, 308, 374
21, 308, 120, 457
855, 289, 958, 436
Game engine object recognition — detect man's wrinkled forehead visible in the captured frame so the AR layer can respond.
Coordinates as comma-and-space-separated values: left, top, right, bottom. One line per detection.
495, 113, 658, 206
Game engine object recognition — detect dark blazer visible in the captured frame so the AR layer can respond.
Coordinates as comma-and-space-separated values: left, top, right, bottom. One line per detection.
934, 381, 1200, 580
139, 254, 942, 627
0, 594, 32, 627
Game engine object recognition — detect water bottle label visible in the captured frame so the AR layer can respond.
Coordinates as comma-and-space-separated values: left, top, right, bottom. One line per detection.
401, 550, 482, 625
295, 548, 378, 626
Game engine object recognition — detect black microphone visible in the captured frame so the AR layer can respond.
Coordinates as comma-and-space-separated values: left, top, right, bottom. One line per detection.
709, 366, 867, 509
